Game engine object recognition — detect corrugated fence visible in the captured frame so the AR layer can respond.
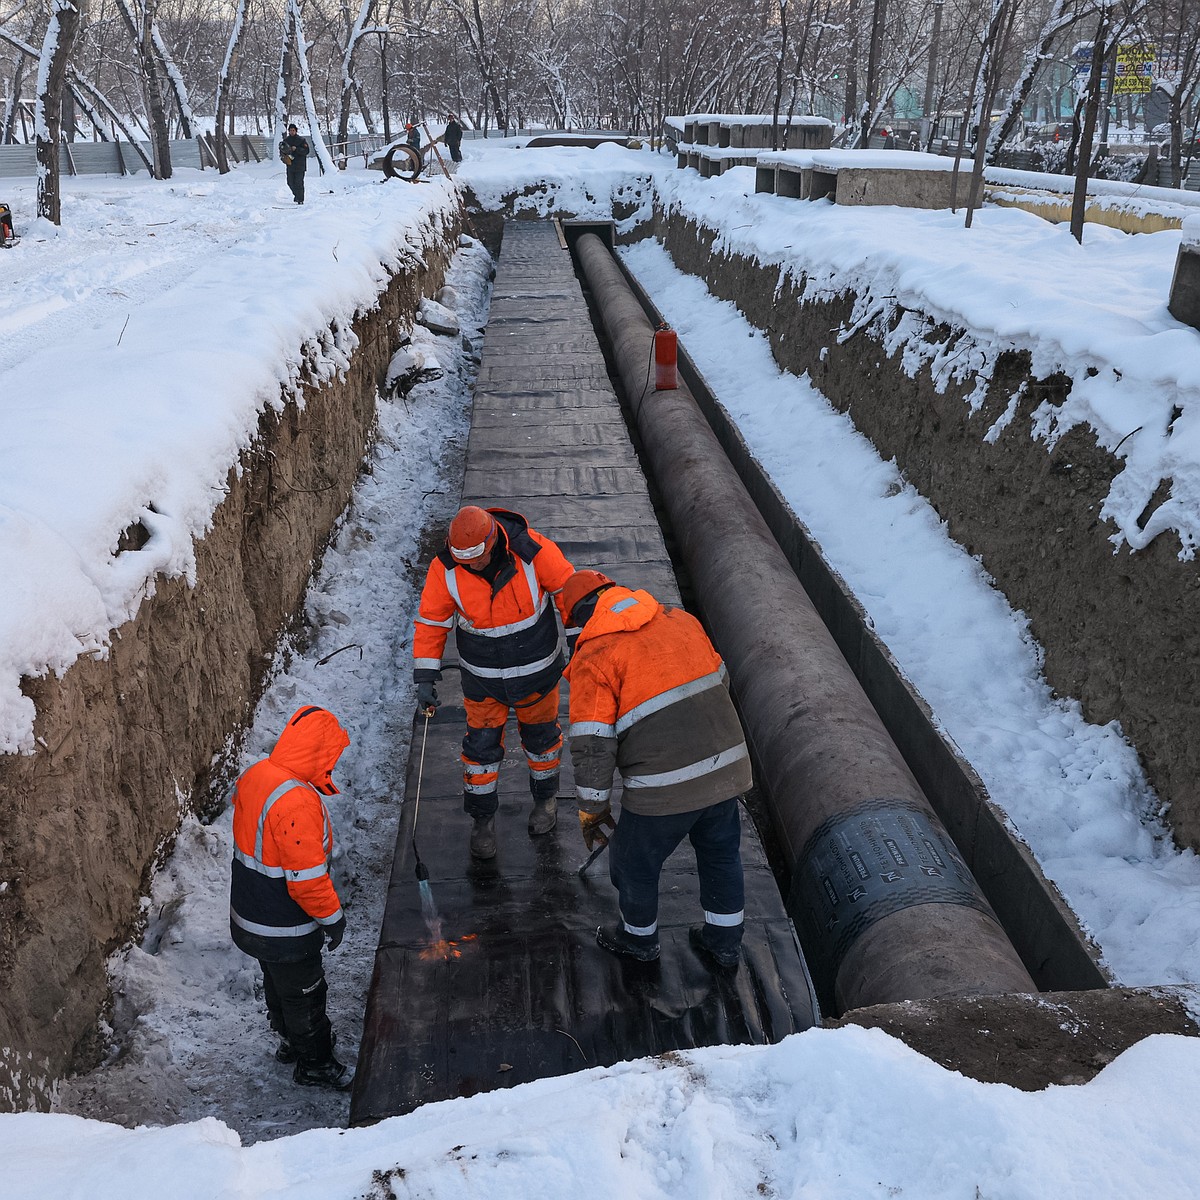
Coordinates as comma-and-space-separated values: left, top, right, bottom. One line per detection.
0, 134, 274, 180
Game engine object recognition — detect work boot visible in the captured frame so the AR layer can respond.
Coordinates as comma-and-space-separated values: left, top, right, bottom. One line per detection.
293, 1055, 354, 1092
596, 924, 660, 962
469, 815, 497, 860
277, 1030, 335, 1064
689, 925, 741, 972
528, 795, 558, 835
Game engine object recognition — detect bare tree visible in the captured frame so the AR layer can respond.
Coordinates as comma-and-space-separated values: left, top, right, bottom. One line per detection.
115, 0, 171, 176
214, 0, 248, 171
35, 0, 82, 222
335, 0, 377, 146
989, 0, 1088, 154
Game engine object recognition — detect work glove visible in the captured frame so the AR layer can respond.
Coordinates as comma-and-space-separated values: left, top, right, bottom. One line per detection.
324, 914, 346, 952
578, 805, 616, 852
416, 680, 439, 717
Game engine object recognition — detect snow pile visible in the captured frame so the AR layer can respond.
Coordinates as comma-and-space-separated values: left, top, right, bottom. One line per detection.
0, 164, 458, 753
759, 148, 957, 171
985, 163, 1200, 215
10, 1029, 1200, 1198
459, 143, 657, 232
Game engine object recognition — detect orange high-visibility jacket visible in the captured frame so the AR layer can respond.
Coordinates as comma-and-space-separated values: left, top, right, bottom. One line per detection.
229, 706, 349, 962
414, 509, 574, 704
566, 587, 752, 817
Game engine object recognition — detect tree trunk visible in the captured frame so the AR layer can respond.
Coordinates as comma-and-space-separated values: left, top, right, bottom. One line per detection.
4, 57, 27, 144
1071, 8, 1110, 243
859, 0, 887, 148
36, 0, 82, 224
966, 0, 1016, 228
115, 0, 171, 178
215, 0, 248, 173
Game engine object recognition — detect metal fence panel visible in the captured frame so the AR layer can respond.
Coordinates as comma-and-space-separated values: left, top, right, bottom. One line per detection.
0, 135, 275, 179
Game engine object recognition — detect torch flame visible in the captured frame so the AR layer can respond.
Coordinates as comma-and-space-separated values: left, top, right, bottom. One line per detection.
419, 932, 479, 961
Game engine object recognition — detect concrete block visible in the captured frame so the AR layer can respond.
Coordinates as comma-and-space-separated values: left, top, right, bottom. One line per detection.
776, 167, 806, 199
834, 167, 958, 209
798, 124, 834, 150
1169, 242, 1200, 331
718, 124, 731, 148
810, 168, 838, 201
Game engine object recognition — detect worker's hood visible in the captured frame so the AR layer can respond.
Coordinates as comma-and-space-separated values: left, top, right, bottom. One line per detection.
574, 586, 660, 648
269, 706, 351, 794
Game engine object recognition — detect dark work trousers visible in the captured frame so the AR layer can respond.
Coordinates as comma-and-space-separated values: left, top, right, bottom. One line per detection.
286, 161, 306, 203
609, 796, 745, 953
448, 142, 463, 163
260, 953, 334, 1064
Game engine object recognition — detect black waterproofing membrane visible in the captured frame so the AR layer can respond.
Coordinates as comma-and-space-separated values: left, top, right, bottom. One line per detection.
349, 222, 818, 1125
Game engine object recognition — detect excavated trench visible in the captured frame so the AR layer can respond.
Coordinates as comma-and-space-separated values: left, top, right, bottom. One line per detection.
6, 178, 1199, 1113
0, 210, 461, 1111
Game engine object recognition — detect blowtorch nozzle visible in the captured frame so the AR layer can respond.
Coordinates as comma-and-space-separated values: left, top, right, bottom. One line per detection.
415, 860, 429, 882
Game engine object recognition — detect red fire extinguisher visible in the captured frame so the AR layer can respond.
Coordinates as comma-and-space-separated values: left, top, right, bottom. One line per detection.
654, 323, 678, 390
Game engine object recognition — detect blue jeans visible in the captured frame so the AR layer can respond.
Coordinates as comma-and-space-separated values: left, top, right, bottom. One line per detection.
609, 797, 745, 952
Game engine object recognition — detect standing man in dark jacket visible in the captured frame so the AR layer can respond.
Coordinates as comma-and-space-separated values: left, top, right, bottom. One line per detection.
414, 505, 574, 859
280, 123, 310, 204
444, 114, 464, 162
230, 705, 353, 1090
563, 572, 753, 971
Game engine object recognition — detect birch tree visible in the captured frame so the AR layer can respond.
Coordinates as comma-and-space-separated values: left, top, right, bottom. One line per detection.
214, 0, 248, 171
336, 0, 377, 146
286, 0, 335, 173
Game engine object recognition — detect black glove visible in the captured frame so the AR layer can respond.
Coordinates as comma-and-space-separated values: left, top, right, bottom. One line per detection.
416, 680, 439, 716
324, 915, 346, 951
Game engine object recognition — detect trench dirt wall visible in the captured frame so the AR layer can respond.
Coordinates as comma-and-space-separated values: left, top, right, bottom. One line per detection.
657, 210, 1200, 855
0, 213, 460, 1111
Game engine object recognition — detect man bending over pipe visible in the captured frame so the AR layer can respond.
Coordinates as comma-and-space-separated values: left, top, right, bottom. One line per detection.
563, 571, 751, 970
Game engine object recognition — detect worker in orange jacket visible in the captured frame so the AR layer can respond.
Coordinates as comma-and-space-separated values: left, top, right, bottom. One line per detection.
414, 505, 575, 859
230, 705, 353, 1091
564, 571, 752, 970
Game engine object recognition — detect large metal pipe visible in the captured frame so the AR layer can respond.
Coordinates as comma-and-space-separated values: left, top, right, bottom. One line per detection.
575, 233, 1035, 1013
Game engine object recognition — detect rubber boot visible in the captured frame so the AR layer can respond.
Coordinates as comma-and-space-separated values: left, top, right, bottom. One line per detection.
469, 815, 497, 860
528, 795, 557, 835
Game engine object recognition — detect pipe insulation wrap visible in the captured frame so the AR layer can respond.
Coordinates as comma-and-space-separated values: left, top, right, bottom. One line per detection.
574, 233, 1036, 1013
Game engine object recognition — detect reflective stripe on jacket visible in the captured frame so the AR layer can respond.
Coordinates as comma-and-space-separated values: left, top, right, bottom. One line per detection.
565, 587, 752, 817
414, 508, 574, 705
229, 706, 349, 963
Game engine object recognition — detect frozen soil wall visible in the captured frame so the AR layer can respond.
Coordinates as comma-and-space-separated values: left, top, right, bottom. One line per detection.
657, 209, 1200, 855
0, 214, 460, 1112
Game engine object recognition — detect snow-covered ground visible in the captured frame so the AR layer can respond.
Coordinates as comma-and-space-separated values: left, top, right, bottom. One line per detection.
3, 142, 1200, 1195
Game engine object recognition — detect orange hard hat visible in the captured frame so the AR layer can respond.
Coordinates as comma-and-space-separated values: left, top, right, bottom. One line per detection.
562, 570, 614, 623
448, 505, 498, 563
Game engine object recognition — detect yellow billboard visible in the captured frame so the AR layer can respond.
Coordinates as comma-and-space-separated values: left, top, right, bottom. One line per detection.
1114, 43, 1155, 95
